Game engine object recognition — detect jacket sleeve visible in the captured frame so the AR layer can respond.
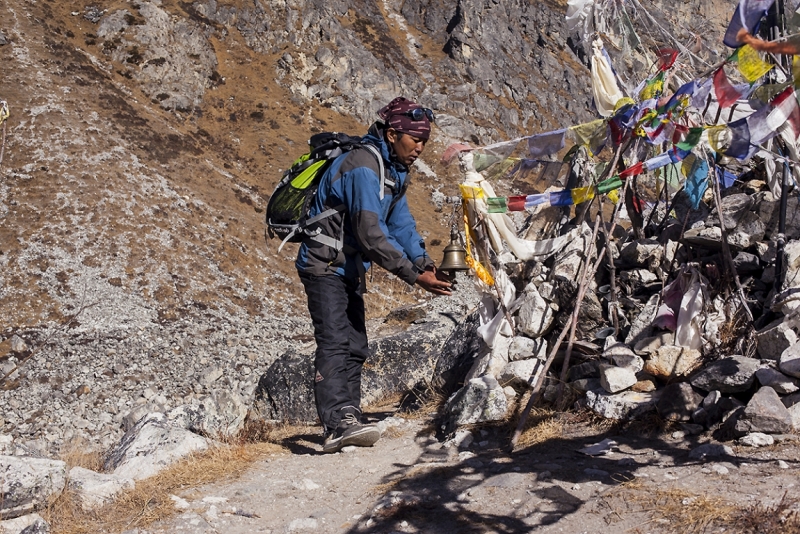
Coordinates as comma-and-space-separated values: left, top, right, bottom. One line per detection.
339, 165, 423, 285
385, 192, 433, 271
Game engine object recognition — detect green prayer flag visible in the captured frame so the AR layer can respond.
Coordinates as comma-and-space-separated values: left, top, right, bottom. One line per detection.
676, 127, 704, 151
486, 197, 508, 213
597, 175, 623, 194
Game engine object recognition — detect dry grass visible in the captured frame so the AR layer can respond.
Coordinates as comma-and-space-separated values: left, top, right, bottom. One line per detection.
601, 481, 800, 533
42, 418, 315, 534
58, 438, 104, 472
513, 406, 565, 448
364, 269, 423, 320
601, 480, 736, 532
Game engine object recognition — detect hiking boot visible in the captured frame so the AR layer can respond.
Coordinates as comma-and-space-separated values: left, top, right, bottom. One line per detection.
322, 412, 381, 453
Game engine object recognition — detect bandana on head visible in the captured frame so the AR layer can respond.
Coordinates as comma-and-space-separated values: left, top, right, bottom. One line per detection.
378, 97, 431, 140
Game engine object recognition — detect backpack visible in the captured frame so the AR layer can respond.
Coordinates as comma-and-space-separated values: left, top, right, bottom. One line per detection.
266, 132, 386, 252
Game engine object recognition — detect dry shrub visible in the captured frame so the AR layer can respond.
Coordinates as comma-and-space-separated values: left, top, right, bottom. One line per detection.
513, 406, 565, 448
44, 442, 279, 534
234, 414, 313, 445
364, 269, 422, 320
601, 482, 737, 533
397, 384, 448, 420
734, 492, 800, 534
58, 437, 104, 472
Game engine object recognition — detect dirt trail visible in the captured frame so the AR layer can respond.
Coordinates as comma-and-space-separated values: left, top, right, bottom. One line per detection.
138, 411, 800, 534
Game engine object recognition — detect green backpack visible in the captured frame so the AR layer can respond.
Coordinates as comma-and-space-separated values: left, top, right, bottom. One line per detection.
266, 132, 384, 252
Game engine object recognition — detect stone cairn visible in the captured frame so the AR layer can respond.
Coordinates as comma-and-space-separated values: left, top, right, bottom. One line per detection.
438, 150, 799, 448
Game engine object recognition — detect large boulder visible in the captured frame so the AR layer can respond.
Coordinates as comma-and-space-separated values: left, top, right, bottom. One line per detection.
0, 456, 66, 519
167, 390, 249, 438
67, 467, 135, 511
253, 310, 473, 423
442, 376, 508, 433
734, 386, 794, 435
689, 355, 759, 393
104, 413, 211, 480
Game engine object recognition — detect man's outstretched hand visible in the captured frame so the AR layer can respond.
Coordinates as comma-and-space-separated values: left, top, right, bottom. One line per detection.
415, 267, 453, 296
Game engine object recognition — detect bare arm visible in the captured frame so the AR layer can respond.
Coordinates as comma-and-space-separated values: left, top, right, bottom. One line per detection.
737, 28, 800, 55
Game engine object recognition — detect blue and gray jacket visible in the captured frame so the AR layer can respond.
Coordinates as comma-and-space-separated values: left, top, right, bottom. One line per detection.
295, 122, 433, 285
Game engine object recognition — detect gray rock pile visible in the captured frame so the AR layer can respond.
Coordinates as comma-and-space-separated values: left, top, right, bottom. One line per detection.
436, 175, 800, 444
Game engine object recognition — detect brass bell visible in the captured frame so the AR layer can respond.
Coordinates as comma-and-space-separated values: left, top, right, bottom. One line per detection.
438, 225, 470, 275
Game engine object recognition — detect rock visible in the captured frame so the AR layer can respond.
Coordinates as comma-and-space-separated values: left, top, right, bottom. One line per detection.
619, 239, 661, 267
599, 364, 637, 393
568, 360, 600, 381
688, 443, 734, 461
432, 311, 486, 396
287, 518, 318, 531
689, 355, 759, 393
604, 344, 644, 372
122, 404, 153, 432
10, 335, 28, 354
755, 319, 798, 360
443, 376, 508, 432
199, 366, 224, 386
779, 342, 800, 378
0, 514, 49, 534
734, 386, 794, 435
516, 283, 555, 338
584, 390, 659, 420
507, 335, 547, 362
104, 413, 211, 480
633, 332, 676, 356
739, 432, 774, 447
497, 359, 541, 390
443, 430, 474, 449
755, 367, 799, 394
251, 349, 318, 423
728, 212, 765, 248
167, 390, 248, 438
0, 456, 67, 519
656, 383, 703, 422
620, 269, 658, 286
644, 345, 703, 379
68, 466, 135, 510
732, 251, 761, 274
570, 378, 602, 393
625, 294, 660, 346
789, 404, 800, 430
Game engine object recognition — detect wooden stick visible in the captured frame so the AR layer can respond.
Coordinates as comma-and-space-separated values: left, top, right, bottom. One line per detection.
556, 213, 603, 409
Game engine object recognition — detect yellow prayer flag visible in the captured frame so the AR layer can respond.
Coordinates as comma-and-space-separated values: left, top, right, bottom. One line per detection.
705, 125, 729, 153
794, 56, 800, 89
607, 190, 620, 204
571, 186, 596, 205
459, 184, 484, 200
737, 44, 774, 83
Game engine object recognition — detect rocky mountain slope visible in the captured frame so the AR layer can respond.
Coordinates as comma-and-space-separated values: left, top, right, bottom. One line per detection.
0, 0, 733, 451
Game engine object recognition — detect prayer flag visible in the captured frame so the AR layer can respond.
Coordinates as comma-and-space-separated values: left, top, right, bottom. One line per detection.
706, 125, 730, 154
549, 190, 574, 206
507, 196, 527, 211
748, 102, 777, 147
768, 86, 800, 139
571, 186, 596, 205
527, 129, 567, 158
571, 119, 607, 155
640, 71, 665, 100
487, 197, 508, 213
675, 127, 704, 152
644, 152, 674, 171
620, 162, 644, 178
713, 67, 744, 108
736, 44, 774, 83
726, 117, 752, 159
665, 80, 698, 110
691, 78, 714, 109
525, 193, 549, 209
685, 158, 710, 209
657, 48, 679, 71
597, 175, 623, 194
460, 184, 485, 199
723, 0, 775, 48
716, 167, 738, 188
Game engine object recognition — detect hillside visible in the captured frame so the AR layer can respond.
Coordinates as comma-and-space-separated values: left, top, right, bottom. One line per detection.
0, 0, 733, 449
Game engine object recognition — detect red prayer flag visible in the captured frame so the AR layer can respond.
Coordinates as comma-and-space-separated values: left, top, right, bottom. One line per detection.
507, 196, 527, 211
713, 67, 743, 108
772, 86, 800, 139
657, 48, 679, 71
620, 161, 644, 178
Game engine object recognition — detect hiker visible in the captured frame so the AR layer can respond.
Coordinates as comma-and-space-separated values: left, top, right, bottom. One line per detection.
295, 97, 452, 453
737, 27, 800, 55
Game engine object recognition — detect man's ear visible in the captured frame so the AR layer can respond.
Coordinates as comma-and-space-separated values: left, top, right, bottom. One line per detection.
386, 128, 398, 144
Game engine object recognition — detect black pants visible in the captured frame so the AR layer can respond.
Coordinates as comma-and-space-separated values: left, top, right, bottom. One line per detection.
300, 272, 370, 433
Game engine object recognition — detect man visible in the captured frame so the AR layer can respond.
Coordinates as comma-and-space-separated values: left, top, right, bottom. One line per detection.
295, 97, 453, 453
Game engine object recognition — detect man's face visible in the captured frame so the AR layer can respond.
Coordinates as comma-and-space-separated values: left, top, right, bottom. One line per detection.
387, 129, 427, 166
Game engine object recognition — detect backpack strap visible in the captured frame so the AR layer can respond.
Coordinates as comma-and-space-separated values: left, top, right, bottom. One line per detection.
280, 145, 387, 253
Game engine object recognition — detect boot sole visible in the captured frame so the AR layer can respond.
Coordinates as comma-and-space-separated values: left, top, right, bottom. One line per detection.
341, 426, 381, 448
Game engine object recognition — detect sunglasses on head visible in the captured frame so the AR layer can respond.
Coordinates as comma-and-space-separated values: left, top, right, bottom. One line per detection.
399, 107, 435, 123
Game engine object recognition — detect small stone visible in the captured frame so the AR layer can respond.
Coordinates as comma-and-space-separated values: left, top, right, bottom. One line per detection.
688, 443, 734, 461
710, 464, 729, 475
739, 432, 774, 447
778, 460, 789, 469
